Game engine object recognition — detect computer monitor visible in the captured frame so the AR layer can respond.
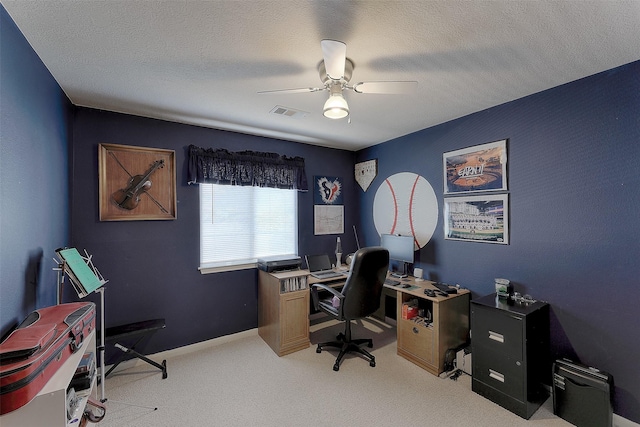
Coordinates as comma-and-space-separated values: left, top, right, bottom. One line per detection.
380, 234, 415, 277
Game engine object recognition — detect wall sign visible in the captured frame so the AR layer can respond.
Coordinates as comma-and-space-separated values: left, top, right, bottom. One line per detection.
355, 159, 377, 191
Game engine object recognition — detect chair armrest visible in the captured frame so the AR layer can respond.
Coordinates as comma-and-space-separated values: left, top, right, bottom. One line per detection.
310, 283, 344, 311
310, 283, 343, 297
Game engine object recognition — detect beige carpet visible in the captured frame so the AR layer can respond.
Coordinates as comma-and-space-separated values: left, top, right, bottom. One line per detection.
95, 317, 571, 427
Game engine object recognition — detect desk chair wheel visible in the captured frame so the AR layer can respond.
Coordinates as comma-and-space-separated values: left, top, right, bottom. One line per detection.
369, 357, 376, 367
161, 360, 168, 379
333, 363, 340, 372
316, 345, 322, 354
337, 332, 345, 341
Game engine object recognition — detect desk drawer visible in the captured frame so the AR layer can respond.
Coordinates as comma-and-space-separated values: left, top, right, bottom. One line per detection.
472, 304, 523, 359
398, 319, 433, 365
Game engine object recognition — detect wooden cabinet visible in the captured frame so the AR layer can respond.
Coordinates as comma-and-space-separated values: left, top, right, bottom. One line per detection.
0, 330, 97, 427
395, 282, 470, 376
258, 270, 310, 356
471, 293, 550, 419
397, 310, 434, 366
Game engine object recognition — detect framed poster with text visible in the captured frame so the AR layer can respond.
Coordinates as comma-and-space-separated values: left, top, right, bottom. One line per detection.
443, 139, 507, 194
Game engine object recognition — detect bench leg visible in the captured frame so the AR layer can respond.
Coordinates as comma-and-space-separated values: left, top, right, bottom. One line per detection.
102, 334, 147, 380
112, 343, 168, 379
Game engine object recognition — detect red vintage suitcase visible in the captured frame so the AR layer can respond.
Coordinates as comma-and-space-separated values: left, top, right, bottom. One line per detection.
0, 302, 96, 415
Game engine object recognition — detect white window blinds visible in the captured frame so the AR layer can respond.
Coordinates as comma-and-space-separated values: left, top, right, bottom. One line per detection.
199, 184, 297, 270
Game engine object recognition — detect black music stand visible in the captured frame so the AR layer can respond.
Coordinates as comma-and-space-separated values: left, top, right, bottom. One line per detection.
55, 248, 158, 412
55, 248, 108, 402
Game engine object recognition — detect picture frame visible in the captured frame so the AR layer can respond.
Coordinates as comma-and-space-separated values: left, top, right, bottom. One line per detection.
313, 175, 344, 235
443, 139, 507, 194
443, 194, 509, 244
98, 143, 177, 221
314, 205, 344, 235
314, 176, 343, 205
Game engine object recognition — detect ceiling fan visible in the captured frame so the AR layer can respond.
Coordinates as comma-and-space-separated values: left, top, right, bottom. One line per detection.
258, 39, 418, 120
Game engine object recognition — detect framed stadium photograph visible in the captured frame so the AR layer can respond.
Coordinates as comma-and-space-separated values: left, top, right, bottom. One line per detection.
443, 139, 507, 194
444, 194, 509, 244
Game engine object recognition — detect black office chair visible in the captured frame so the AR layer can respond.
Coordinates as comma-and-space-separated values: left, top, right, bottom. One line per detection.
311, 246, 389, 371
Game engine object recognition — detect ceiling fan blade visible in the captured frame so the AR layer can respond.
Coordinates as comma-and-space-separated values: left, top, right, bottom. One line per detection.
352, 81, 418, 94
321, 39, 346, 80
258, 87, 325, 94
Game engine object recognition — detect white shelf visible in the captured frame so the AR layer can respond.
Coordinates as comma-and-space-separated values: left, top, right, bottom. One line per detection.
0, 330, 96, 427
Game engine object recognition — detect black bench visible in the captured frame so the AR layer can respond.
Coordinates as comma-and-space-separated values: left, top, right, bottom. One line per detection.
100, 318, 167, 380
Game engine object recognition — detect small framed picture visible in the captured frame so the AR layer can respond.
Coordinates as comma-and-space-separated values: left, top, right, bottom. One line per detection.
443, 139, 507, 194
98, 143, 176, 221
314, 205, 344, 235
444, 194, 509, 244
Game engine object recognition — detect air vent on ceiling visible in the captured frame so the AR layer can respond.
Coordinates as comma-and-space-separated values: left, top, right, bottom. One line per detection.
270, 105, 309, 119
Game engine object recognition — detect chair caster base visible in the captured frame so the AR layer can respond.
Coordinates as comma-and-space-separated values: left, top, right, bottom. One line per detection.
333, 364, 340, 371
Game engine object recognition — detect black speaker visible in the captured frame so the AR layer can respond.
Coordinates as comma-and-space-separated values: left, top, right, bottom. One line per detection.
553, 359, 613, 427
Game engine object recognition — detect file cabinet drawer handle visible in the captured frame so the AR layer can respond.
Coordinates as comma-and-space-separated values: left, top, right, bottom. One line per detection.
488, 330, 504, 343
489, 369, 505, 383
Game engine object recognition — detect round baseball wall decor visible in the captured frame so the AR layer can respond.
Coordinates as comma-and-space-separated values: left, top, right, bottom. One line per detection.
373, 172, 438, 249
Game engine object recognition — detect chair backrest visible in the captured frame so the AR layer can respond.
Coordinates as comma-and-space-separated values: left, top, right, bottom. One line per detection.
340, 246, 390, 320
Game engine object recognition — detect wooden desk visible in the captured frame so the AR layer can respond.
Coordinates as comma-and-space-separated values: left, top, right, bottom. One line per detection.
257, 269, 346, 356
257, 269, 469, 376
388, 277, 470, 375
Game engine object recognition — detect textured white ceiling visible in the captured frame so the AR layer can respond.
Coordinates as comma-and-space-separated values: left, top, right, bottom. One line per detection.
3, 1, 639, 151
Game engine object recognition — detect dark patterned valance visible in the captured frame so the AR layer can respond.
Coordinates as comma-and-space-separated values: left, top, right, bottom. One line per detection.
187, 145, 308, 191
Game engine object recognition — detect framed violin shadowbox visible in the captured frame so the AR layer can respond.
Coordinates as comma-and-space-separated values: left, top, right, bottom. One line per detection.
98, 143, 177, 221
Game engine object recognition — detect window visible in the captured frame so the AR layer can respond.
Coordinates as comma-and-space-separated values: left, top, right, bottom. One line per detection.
199, 184, 298, 273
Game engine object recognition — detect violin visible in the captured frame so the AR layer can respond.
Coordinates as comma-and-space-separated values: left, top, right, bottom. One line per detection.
111, 160, 164, 210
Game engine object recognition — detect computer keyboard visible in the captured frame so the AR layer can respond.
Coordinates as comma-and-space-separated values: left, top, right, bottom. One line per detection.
384, 278, 401, 286
311, 271, 344, 279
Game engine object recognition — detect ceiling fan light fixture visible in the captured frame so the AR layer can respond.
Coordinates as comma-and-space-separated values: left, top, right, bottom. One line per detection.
323, 84, 349, 119
323, 94, 349, 119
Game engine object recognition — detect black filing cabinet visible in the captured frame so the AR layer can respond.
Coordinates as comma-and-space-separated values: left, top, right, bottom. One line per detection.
471, 294, 550, 419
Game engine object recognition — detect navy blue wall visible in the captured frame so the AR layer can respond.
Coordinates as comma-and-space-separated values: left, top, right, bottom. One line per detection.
357, 61, 640, 421
70, 108, 358, 354
0, 6, 73, 337
2, 4, 639, 422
